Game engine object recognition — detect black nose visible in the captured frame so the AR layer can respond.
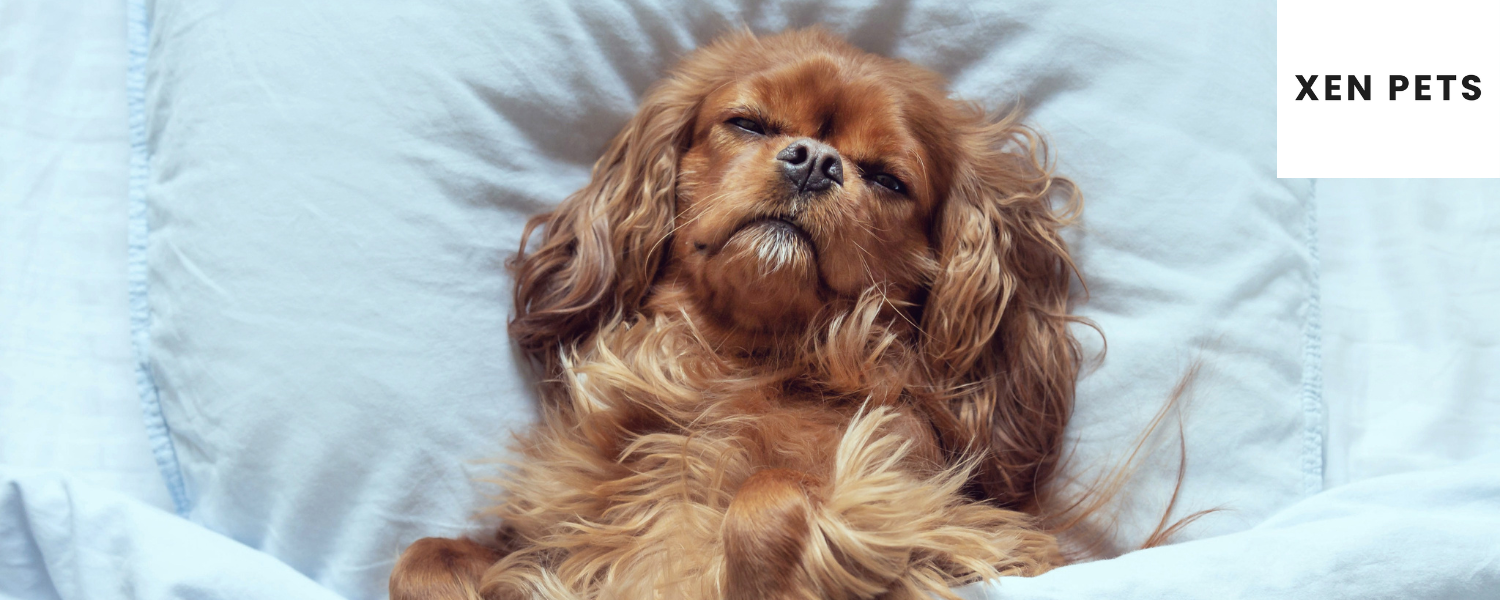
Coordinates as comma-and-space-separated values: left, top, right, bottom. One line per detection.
776, 138, 843, 193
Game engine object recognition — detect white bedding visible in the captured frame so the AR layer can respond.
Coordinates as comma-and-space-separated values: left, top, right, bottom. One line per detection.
1319, 179, 1500, 487
0, 0, 172, 511
1, 1, 1497, 600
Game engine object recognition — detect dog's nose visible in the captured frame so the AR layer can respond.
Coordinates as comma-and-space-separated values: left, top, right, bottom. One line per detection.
776, 138, 843, 192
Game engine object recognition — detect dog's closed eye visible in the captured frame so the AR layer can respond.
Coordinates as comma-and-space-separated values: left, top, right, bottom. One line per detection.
859, 165, 907, 195
726, 116, 766, 135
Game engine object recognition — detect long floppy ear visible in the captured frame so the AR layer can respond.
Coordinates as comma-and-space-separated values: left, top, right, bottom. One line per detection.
508, 77, 700, 383
921, 109, 1084, 511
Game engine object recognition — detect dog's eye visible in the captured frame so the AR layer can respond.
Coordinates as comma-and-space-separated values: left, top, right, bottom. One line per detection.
726, 117, 766, 135
867, 172, 906, 194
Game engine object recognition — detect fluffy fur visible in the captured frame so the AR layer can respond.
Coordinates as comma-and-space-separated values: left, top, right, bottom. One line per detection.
392, 28, 1091, 599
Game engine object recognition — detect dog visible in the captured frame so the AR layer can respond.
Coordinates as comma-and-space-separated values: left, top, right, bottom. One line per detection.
391, 27, 1092, 600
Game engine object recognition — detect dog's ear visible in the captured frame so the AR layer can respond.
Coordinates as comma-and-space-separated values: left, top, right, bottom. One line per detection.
920, 111, 1084, 510
509, 78, 700, 379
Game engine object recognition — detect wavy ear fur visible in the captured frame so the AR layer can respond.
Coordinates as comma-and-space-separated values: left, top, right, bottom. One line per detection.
508, 31, 770, 396
508, 73, 701, 386
920, 108, 1085, 511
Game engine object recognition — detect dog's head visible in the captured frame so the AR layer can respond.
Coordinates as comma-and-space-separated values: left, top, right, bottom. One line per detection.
665, 37, 954, 334
511, 28, 1082, 507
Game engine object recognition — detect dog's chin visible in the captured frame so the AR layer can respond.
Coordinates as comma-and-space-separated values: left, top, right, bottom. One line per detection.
699, 218, 823, 332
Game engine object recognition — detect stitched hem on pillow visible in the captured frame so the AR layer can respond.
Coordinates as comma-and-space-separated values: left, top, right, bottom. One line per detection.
1299, 179, 1326, 497
127, 0, 190, 517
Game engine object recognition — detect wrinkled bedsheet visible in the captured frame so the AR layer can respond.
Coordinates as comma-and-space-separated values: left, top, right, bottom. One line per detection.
0, 467, 339, 600
5, 455, 1498, 599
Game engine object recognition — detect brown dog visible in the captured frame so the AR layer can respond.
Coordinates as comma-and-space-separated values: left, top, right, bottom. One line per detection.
392, 27, 1087, 600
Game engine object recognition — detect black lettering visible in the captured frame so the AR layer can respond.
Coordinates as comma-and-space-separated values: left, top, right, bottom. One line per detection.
1348, 75, 1371, 100
1415, 75, 1432, 100
1390, 75, 1409, 100
1325, 74, 1341, 100
1296, 74, 1319, 100
1436, 75, 1457, 100
1463, 75, 1481, 100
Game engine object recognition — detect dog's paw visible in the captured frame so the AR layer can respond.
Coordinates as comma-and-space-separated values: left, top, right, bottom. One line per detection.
390, 537, 502, 600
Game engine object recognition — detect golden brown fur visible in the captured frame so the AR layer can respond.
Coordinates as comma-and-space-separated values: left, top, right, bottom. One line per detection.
393, 28, 1090, 599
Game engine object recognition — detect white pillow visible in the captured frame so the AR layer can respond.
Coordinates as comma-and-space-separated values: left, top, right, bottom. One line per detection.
132, 0, 1314, 597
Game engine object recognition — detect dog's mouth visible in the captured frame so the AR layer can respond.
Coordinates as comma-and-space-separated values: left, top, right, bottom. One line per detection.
737, 216, 813, 245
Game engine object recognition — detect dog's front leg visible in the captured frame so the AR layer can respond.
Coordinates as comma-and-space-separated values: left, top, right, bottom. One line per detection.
723, 468, 821, 600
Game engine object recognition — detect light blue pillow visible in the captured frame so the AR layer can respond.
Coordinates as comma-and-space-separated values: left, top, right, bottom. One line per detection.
132, 1, 1315, 597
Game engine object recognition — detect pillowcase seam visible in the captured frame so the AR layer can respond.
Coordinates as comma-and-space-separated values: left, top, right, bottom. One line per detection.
1300, 178, 1326, 497
127, 0, 190, 517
